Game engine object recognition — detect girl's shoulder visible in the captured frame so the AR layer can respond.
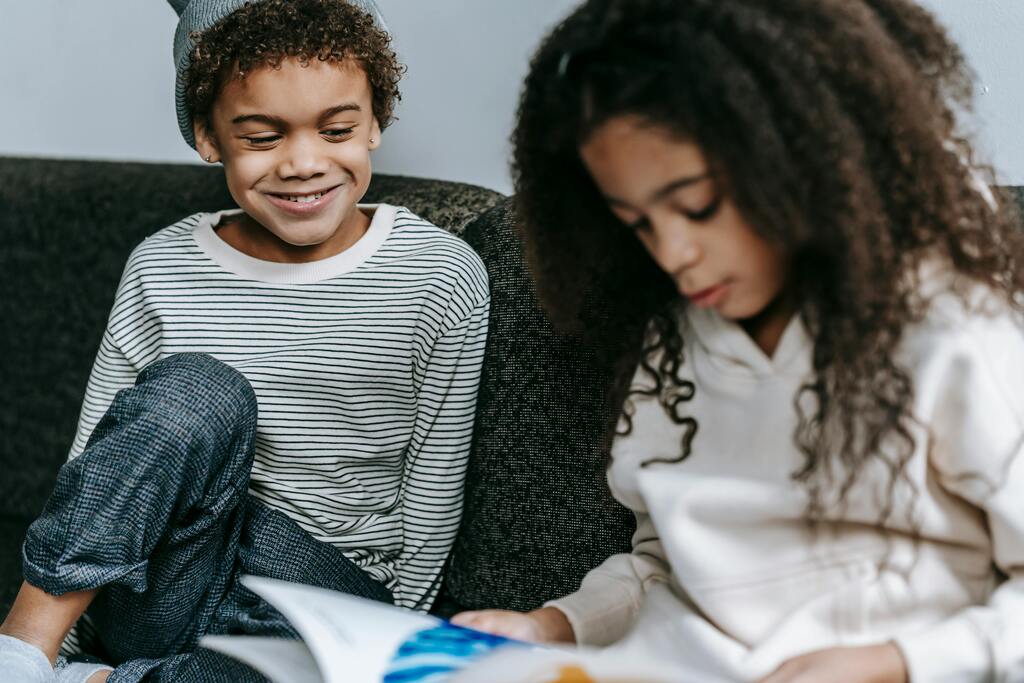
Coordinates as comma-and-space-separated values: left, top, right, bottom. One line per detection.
905, 267, 1024, 490
912, 261, 1022, 345
904, 261, 1024, 410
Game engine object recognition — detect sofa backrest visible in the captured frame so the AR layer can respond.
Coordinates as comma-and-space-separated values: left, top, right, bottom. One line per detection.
0, 157, 503, 520
442, 199, 635, 613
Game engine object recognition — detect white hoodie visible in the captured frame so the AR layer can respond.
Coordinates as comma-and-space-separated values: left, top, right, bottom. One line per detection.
549, 280, 1024, 682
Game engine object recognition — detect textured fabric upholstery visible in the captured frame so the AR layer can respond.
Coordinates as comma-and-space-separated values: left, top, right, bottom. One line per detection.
0, 520, 25, 620
439, 199, 635, 614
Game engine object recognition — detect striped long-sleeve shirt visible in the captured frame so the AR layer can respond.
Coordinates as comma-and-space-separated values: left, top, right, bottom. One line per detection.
69, 203, 489, 610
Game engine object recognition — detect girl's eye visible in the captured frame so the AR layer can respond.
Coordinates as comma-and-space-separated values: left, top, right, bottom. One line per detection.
683, 195, 723, 223
323, 127, 355, 140
242, 135, 281, 146
626, 215, 652, 232
611, 208, 650, 232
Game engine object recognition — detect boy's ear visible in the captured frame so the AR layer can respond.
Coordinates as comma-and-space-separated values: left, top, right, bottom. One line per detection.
369, 118, 382, 150
194, 119, 221, 163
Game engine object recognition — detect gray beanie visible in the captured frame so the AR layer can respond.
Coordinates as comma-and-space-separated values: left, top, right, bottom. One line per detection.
169, 0, 388, 148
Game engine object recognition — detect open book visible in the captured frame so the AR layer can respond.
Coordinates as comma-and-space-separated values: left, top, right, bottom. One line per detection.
199, 576, 676, 683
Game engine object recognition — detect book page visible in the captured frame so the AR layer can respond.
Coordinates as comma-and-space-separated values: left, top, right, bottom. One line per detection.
239, 575, 438, 683
200, 576, 544, 683
450, 646, 681, 683
200, 635, 323, 683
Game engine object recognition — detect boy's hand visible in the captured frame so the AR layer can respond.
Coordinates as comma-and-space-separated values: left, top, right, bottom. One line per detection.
757, 642, 908, 683
450, 606, 576, 644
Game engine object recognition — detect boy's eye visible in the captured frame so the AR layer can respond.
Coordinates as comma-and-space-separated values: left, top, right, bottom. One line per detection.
242, 134, 281, 146
322, 127, 355, 140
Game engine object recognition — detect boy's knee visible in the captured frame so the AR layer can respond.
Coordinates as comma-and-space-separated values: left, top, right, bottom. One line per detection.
79, 353, 257, 479
135, 353, 257, 428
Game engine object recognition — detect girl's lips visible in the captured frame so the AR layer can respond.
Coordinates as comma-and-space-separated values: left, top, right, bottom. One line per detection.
264, 184, 342, 216
686, 282, 730, 308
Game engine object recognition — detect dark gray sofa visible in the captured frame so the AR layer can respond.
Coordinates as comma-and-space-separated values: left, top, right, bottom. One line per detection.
0, 157, 635, 619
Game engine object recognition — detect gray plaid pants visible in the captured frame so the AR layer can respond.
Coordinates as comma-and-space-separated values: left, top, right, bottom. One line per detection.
22, 353, 393, 682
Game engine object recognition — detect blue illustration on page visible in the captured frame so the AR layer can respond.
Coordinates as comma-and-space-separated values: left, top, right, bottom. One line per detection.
383, 622, 526, 683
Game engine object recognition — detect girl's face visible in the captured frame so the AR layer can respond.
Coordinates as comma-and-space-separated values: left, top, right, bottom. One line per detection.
580, 115, 789, 326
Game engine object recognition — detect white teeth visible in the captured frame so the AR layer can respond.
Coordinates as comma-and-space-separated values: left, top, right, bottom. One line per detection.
280, 192, 325, 203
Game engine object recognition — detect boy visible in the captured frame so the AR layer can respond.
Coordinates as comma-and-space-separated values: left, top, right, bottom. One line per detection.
0, 1, 489, 681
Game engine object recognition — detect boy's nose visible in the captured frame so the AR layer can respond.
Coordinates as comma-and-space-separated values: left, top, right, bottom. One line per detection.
278, 138, 329, 179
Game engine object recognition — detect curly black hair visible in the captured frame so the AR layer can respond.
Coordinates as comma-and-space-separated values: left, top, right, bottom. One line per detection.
185, 0, 404, 132
513, 0, 1024, 523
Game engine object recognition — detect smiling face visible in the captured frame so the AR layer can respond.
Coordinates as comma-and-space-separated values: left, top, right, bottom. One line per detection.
195, 57, 381, 262
580, 115, 790, 329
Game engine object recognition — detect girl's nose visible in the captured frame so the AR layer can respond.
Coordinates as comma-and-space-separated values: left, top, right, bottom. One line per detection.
650, 221, 701, 274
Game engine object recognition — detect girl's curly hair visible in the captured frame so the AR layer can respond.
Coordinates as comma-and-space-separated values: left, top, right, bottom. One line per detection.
512, 0, 1024, 523
185, 0, 404, 132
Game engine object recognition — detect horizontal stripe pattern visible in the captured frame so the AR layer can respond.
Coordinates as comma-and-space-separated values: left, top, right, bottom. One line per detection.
69, 205, 489, 611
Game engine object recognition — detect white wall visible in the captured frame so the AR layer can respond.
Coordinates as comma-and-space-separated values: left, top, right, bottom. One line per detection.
0, 1, 1021, 193
917, 0, 1024, 183
372, 1, 578, 192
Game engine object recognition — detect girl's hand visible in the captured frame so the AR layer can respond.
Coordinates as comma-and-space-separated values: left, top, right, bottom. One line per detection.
758, 643, 908, 683
450, 606, 576, 644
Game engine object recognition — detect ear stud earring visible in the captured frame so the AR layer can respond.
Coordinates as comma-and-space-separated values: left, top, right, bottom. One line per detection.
205, 155, 213, 163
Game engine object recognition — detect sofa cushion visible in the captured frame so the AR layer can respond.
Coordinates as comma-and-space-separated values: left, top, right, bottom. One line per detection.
440, 198, 635, 614
0, 517, 29, 615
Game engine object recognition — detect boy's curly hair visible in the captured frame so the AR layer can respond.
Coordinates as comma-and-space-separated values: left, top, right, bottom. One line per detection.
185, 0, 404, 131
513, 0, 1024, 523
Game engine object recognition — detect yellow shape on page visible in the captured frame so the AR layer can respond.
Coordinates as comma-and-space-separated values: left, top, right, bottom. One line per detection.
551, 663, 662, 683
551, 665, 596, 683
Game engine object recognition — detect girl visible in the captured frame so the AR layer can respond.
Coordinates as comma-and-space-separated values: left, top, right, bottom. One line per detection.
453, 0, 1024, 681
